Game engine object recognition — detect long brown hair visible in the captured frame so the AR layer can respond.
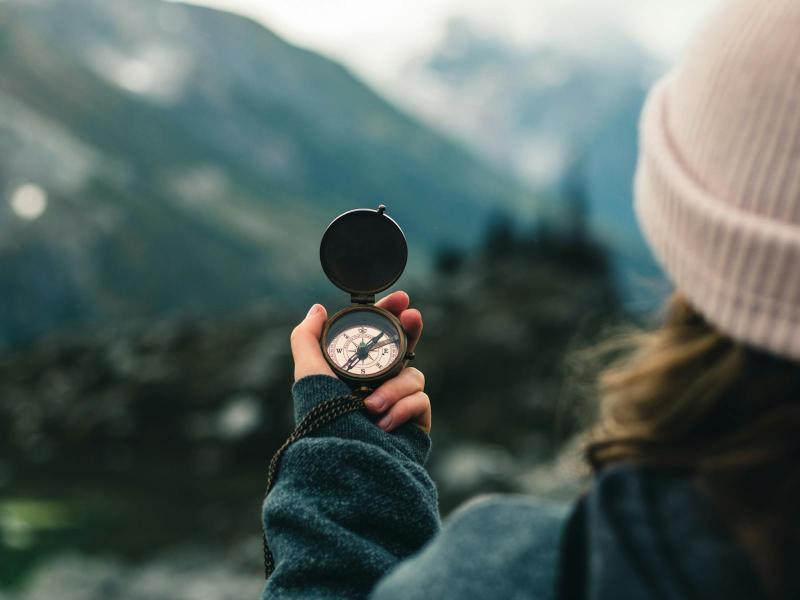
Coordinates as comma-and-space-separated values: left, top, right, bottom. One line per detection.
586, 294, 800, 599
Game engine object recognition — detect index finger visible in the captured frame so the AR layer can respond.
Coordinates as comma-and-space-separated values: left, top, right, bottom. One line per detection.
376, 290, 410, 317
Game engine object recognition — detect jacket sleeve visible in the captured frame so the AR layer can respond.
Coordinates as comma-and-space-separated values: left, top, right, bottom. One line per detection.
262, 375, 441, 600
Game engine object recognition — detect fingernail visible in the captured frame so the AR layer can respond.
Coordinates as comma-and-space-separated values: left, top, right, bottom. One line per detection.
377, 414, 393, 431
365, 394, 385, 411
306, 304, 319, 319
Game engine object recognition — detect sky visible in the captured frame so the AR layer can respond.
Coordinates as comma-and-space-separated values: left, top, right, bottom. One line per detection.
175, 0, 722, 93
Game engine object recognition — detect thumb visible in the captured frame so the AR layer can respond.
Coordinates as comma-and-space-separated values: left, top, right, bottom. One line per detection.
290, 304, 336, 381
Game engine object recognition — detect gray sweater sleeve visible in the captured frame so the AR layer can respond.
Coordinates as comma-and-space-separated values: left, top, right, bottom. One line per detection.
261, 375, 441, 600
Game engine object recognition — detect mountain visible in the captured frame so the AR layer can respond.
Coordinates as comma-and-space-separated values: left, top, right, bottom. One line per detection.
399, 18, 659, 186
397, 18, 667, 307
0, 0, 529, 346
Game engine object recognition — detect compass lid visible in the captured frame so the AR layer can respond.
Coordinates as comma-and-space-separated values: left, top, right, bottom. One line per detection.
320, 205, 407, 298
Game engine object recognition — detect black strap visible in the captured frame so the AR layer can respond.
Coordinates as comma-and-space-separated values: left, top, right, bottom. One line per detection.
262, 392, 366, 578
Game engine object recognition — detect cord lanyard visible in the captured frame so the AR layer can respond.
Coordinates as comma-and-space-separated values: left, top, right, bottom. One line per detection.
262, 392, 366, 578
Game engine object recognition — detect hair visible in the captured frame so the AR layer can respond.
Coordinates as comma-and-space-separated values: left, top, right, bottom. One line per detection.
586, 294, 800, 600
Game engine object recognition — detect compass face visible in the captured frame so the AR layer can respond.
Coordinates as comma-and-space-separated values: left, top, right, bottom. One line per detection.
324, 308, 403, 378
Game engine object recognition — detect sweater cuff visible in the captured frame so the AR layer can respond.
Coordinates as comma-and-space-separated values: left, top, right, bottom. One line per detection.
292, 374, 353, 424
291, 374, 432, 465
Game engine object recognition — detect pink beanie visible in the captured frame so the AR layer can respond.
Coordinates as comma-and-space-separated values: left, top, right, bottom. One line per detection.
635, 0, 800, 360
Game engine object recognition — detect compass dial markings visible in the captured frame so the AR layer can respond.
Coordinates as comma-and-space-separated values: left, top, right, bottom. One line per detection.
326, 325, 400, 376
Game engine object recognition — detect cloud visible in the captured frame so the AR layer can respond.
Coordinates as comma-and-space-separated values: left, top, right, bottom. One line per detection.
173, 0, 721, 89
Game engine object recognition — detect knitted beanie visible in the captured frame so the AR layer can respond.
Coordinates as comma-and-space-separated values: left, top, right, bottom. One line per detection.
635, 0, 800, 360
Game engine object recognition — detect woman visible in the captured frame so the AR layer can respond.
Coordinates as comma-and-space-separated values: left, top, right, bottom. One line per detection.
262, 0, 800, 598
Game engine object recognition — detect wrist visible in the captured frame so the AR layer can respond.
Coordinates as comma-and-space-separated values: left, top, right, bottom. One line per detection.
292, 375, 352, 424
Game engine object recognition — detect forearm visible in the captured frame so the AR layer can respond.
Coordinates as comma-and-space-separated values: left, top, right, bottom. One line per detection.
262, 375, 441, 600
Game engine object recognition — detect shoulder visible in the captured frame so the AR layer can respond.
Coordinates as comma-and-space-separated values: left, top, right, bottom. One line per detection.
441, 494, 569, 562
449, 493, 569, 533
371, 495, 570, 600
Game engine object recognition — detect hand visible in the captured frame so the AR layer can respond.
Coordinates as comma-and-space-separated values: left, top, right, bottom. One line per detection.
290, 290, 422, 379
290, 293, 429, 432
291, 292, 422, 394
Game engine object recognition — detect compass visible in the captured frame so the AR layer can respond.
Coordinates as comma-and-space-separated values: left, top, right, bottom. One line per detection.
320, 204, 411, 391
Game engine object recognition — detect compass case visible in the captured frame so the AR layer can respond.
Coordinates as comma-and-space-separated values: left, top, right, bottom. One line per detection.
320, 206, 407, 299
321, 304, 408, 390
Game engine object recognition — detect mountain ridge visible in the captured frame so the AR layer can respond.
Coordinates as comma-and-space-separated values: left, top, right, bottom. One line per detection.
0, 0, 531, 345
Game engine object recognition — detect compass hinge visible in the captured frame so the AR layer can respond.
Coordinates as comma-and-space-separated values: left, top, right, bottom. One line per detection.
351, 293, 376, 305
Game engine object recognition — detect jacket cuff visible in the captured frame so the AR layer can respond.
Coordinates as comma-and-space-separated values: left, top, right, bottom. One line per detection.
290, 374, 432, 465
292, 374, 354, 424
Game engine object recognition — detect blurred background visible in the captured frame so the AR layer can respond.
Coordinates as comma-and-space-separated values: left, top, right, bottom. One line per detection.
0, 0, 720, 597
